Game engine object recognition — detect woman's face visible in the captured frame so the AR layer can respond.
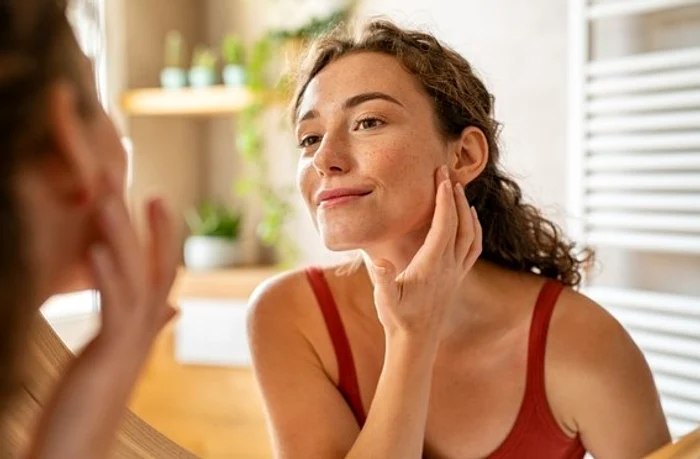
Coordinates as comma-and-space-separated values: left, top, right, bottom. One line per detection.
296, 52, 450, 251
48, 54, 128, 293
79, 57, 128, 198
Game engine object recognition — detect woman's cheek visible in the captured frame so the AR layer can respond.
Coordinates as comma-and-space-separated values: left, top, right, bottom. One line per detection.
297, 160, 317, 208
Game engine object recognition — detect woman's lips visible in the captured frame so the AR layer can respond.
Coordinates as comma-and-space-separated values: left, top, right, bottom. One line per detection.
316, 188, 373, 209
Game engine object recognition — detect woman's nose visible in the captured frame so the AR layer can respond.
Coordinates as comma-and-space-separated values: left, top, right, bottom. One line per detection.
312, 133, 351, 176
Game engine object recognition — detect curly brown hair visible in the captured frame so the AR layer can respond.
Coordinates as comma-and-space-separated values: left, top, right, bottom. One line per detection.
291, 19, 592, 287
0, 0, 89, 408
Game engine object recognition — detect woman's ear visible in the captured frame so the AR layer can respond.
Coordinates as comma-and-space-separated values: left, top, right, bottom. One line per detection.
45, 80, 99, 206
449, 126, 489, 186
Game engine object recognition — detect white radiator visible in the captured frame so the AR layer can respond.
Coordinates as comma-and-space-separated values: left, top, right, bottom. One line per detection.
568, 0, 700, 440
573, 44, 700, 253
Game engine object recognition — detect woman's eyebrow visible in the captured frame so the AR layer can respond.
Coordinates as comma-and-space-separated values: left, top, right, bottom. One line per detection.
297, 91, 405, 123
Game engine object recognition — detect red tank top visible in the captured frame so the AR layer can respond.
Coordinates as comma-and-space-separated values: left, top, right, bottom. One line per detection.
305, 267, 586, 459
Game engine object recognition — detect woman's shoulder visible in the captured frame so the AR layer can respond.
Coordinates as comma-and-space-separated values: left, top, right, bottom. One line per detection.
247, 261, 359, 332
550, 285, 637, 367
546, 284, 648, 383
546, 283, 663, 434
246, 262, 363, 377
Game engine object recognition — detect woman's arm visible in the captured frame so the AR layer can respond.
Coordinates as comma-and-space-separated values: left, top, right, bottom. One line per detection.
25, 330, 167, 458
549, 295, 671, 459
578, 326, 670, 457
350, 333, 437, 458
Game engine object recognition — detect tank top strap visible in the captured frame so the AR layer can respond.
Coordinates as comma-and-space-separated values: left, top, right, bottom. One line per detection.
526, 279, 565, 397
305, 267, 366, 425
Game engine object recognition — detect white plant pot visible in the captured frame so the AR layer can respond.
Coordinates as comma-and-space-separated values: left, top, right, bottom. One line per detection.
188, 67, 217, 88
183, 236, 240, 270
222, 64, 246, 87
160, 67, 187, 90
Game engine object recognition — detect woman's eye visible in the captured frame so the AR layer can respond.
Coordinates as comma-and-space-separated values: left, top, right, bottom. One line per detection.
356, 118, 384, 130
298, 135, 321, 148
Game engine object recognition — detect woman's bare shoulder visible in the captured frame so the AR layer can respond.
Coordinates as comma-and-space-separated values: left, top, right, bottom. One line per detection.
546, 284, 666, 442
549, 286, 635, 364
546, 286, 646, 382
247, 261, 359, 333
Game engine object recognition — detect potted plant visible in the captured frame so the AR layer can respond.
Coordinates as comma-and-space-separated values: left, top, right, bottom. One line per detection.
221, 33, 246, 87
189, 45, 218, 88
160, 30, 187, 90
184, 201, 243, 270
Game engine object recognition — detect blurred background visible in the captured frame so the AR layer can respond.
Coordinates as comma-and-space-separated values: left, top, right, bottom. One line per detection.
41, 0, 700, 457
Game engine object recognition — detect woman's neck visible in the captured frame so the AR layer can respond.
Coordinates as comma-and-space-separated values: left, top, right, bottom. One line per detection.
361, 224, 431, 274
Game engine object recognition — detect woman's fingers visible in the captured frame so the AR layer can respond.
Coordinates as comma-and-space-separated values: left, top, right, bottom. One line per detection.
146, 198, 178, 299
90, 244, 122, 325
97, 194, 145, 298
157, 304, 179, 331
412, 167, 458, 270
453, 183, 474, 263
463, 206, 482, 270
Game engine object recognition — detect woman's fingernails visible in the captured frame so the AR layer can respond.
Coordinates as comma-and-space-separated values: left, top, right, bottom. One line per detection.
440, 165, 449, 180
443, 179, 452, 193
99, 196, 117, 226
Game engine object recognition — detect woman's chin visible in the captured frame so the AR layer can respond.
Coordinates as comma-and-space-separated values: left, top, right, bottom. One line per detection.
319, 221, 400, 253
321, 231, 371, 252
323, 239, 363, 252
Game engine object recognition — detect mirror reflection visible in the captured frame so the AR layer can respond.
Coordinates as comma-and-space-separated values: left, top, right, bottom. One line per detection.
1, 0, 699, 458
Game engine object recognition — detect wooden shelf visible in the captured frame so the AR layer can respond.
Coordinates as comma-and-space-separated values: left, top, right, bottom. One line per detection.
121, 85, 258, 116
172, 265, 280, 299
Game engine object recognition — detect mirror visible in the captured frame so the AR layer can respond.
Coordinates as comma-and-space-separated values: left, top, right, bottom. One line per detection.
17, 0, 700, 457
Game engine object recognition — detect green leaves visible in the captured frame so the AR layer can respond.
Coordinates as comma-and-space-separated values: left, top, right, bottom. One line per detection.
246, 36, 274, 92
257, 188, 292, 245
231, 2, 358, 265
236, 128, 263, 161
164, 30, 184, 68
222, 33, 245, 66
267, 7, 351, 41
186, 201, 242, 240
191, 45, 217, 70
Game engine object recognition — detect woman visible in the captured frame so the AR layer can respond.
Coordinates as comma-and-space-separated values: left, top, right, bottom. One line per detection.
248, 19, 671, 458
0, 0, 180, 456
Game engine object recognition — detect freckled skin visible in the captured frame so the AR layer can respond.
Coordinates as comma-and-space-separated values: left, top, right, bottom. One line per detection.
296, 52, 451, 252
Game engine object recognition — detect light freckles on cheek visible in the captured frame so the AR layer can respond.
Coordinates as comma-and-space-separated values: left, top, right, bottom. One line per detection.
370, 137, 436, 191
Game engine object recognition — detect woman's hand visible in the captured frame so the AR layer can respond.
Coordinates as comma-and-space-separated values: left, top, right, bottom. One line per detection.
26, 174, 179, 459
89, 173, 178, 357
372, 165, 482, 342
